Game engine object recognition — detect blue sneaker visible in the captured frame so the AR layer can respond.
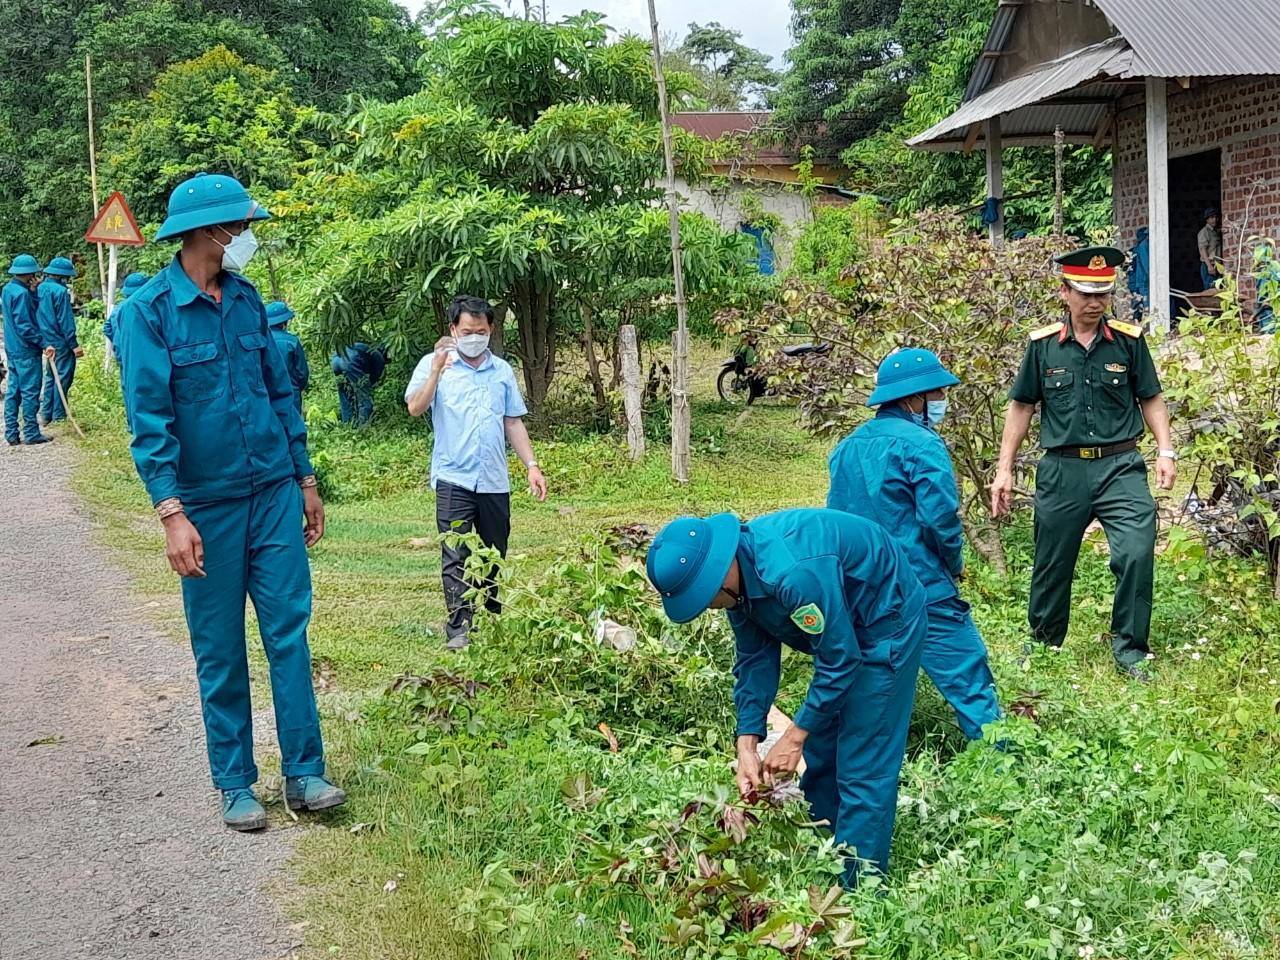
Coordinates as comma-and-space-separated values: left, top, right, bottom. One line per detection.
222, 788, 268, 831
285, 775, 347, 812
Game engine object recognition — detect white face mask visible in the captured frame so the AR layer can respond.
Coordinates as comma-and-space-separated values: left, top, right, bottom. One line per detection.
927, 399, 949, 427
455, 333, 490, 358
216, 226, 259, 273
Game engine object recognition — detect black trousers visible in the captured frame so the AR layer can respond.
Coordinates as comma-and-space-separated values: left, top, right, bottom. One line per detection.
435, 480, 511, 640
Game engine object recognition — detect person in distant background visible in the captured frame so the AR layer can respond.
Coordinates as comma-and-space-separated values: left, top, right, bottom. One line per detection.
103, 272, 150, 363
3, 255, 51, 445
1198, 207, 1223, 291
331, 341, 386, 426
267, 301, 308, 414
37, 256, 81, 424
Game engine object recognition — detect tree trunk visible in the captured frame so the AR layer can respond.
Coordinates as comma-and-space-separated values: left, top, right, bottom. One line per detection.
580, 303, 609, 415
1053, 125, 1066, 237
961, 510, 1008, 577
512, 280, 557, 409
620, 324, 645, 461
647, 0, 691, 483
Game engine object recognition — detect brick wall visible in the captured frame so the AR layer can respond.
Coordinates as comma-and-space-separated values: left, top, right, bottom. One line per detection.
1113, 75, 1280, 302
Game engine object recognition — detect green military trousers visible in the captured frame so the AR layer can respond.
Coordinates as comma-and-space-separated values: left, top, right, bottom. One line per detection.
1029, 449, 1156, 667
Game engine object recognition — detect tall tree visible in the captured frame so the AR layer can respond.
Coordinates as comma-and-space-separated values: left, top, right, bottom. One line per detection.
104, 46, 314, 223
674, 22, 779, 110
283, 12, 755, 409
774, 0, 904, 153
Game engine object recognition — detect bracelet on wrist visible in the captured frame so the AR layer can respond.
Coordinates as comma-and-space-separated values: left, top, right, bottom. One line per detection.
1157, 449, 1178, 460
525, 461, 539, 470
299, 474, 319, 488
155, 497, 184, 520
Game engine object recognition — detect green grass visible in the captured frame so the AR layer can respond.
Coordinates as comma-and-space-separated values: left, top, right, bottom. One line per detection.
67, 335, 1280, 960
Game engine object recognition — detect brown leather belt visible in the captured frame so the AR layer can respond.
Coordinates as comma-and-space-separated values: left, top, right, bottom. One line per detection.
1051, 439, 1139, 460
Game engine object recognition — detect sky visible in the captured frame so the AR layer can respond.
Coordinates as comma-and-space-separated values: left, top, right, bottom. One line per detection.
404, 0, 794, 67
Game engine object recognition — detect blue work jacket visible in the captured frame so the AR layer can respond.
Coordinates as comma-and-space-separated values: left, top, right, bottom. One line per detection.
36, 278, 78, 351
728, 509, 925, 737
270, 326, 310, 396
827, 407, 964, 604
116, 255, 313, 506
2, 279, 40, 355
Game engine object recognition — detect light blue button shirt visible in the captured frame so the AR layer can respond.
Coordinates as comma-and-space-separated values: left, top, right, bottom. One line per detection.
404, 349, 529, 493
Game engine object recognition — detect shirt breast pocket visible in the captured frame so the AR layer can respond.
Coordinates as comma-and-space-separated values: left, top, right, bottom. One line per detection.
1042, 370, 1075, 411
169, 341, 224, 404
237, 331, 269, 393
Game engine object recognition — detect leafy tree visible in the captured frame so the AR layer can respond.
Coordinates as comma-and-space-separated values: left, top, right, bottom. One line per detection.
678, 21, 779, 110
104, 47, 314, 223
283, 12, 755, 409
0, 0, 419, 259
774, 0, 906, 154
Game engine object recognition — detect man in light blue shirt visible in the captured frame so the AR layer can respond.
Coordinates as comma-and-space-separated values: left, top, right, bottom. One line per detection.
405, 295, 547, 649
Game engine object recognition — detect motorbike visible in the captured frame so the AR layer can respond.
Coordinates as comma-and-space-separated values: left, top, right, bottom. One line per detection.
716, 341, 830, 405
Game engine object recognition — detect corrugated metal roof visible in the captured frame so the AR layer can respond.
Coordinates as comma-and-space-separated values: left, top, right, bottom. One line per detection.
962, 0, 1022, 101
907, 39, 1129, 147
1096, 0, 1280, 77
670, 111, 798, 163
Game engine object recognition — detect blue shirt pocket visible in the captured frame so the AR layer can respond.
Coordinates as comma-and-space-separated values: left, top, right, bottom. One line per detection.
237, 331, 268, 395
170, 341, 224, 404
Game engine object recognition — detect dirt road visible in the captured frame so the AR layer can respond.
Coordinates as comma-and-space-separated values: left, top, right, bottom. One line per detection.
0, 442, 300, 960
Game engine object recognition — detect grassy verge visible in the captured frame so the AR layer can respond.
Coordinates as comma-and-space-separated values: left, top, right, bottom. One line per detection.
68, 335, 1280, 960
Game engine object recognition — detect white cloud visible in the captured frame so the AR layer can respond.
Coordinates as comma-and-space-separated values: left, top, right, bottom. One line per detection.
401, 0, 793, 66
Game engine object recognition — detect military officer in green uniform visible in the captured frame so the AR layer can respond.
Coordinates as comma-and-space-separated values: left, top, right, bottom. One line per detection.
990, 247, 1177, 681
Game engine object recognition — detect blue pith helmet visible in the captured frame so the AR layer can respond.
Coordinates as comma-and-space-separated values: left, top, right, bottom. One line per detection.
121, 272, 149, 295
155, 173, 271, 242
866, 347, 960, 407
7, 254, 40, 275
645, 513, 741, 623
265, 300, 295, 327
42, 256, 77, 278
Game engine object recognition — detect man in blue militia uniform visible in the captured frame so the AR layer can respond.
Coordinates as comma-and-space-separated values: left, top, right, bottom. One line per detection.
646, 509, 927, 883
103, 271, 150, 361
828, 348, 1000, 742
3, 255, 52, 445
266, 301, 309, 413
116, 173, 345, 830
331, 341, 386, 426
36, 256, 81, 423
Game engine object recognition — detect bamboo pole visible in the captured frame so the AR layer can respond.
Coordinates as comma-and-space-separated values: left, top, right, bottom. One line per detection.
85, 54, 107, 300
646, 0, 690, 483
1054, 125, 1066, 236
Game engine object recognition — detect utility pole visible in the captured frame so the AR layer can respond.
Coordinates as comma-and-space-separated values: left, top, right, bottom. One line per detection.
85, 54, 107, 299
646, 0, 690, 483
1054, 125, 1066, 236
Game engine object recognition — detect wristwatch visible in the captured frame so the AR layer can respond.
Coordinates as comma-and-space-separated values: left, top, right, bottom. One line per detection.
1157, 449, 1178, 460
525, 460, 539, 470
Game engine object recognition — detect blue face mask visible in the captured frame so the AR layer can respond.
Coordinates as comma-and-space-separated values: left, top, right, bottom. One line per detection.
927, 399, 949, 427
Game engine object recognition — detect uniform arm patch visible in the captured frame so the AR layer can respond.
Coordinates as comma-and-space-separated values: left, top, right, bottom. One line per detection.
791, 603, 825, 635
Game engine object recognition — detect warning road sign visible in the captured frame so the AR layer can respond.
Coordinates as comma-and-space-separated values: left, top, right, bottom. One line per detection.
85, 191, 144, 246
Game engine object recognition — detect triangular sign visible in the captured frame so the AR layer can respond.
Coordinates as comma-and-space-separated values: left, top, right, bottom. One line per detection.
85, 191, 145, 246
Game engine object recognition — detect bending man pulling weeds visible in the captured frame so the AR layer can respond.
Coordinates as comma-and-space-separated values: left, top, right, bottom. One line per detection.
646, 508, 927, 885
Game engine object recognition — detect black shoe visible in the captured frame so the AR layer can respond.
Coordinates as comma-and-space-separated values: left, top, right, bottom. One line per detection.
5, 438, 18, 446
445, 631, 471, 651
1118, 662, 1153, 683
25, 435, 53, 445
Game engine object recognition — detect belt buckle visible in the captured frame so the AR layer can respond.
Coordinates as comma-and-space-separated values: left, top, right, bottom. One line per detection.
1080, 446, 1100, 459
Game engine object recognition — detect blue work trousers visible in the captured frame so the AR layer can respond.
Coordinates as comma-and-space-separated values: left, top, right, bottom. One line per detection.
799, 611, 926, 885
921, 596, 1000, 741
40, 349, 76, 422
337, 376, 373, 425
3, 349, 43, 442
180, 478, 325, 790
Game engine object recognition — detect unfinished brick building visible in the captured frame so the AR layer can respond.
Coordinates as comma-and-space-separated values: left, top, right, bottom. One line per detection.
908, 0, 1280, 324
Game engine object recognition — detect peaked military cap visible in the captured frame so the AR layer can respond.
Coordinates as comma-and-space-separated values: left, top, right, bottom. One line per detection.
1056, 245, 1125, 294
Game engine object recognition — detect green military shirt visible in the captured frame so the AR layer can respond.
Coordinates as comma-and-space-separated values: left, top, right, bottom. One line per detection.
1009, 318, 1162, 449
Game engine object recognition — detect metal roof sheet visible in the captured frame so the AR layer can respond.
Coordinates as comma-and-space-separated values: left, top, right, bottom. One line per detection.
1095, 0, 1280, 77
908, 38, 1130, 147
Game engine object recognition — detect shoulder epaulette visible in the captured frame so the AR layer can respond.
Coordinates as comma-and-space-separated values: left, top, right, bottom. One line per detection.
1107, 319, 1144, 338
1029, 322, 1064, 341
